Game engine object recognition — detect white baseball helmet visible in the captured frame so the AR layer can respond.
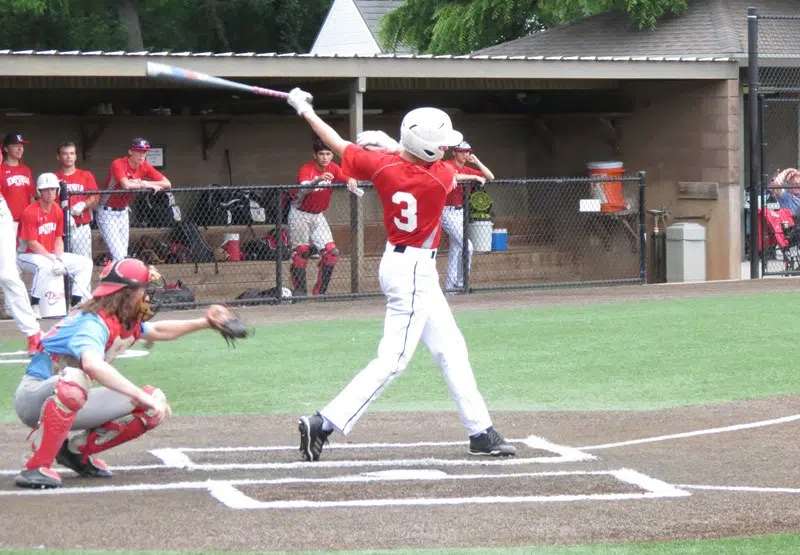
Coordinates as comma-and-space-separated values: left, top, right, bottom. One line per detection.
399, 107, 463, 163
36, 172, 60, 191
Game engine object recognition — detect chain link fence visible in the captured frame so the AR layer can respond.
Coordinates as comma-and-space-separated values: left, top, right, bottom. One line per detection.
748, 9, 800, 276
55, 173, 646, 311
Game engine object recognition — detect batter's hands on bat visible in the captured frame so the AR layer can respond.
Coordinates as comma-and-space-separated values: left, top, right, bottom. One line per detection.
356, 130, 401, 153
205, 304, 250, 347
288, 88, 314, 116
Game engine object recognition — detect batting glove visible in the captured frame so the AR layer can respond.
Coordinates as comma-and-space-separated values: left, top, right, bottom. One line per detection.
51, 260, 67, 276
70, 202, 86, 217
356, 130, 401, 153
287, 88, 314, 116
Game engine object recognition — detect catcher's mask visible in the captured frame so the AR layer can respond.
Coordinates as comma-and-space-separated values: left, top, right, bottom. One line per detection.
92, 258, 162, 321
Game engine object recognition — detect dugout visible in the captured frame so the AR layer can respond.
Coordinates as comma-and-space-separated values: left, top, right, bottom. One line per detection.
0, 50, 740, 297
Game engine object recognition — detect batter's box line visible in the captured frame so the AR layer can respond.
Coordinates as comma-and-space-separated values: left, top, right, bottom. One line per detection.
150, 435, 596, 470
0, 468, 691, 506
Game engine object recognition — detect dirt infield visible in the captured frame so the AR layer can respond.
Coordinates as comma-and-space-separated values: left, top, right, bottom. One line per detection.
1, 278, 800, 552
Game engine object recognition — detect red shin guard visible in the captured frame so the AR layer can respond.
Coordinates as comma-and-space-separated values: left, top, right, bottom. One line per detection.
25, 381, 86, 470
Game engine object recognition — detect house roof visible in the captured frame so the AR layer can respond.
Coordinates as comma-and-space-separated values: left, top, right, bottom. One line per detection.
473, 0, 800, 60
353, 0, 405, 42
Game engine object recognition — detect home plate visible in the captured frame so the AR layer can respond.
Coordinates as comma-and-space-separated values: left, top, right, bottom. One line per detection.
360, 469, 449, 480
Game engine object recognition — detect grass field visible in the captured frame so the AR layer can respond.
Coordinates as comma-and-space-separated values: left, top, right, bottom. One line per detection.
2, 291, 800, 553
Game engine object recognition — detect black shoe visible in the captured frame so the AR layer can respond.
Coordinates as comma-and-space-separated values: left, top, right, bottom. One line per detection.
298, 413, 331, 462
56, 440, 113, 478
469, 427, 517, 457
14, 467, 62, 489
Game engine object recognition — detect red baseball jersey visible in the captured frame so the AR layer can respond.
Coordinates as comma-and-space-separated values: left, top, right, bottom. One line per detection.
103, 157, 165, 209
342, 144, 455, 249
444, 162, 483, 207
19, 202, 63, 254
0, 162, 35, 221
56, 169, 99, 226
293, 161, 347, 213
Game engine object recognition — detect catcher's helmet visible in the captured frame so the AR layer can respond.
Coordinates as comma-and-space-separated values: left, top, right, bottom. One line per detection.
92, 258, 159, 297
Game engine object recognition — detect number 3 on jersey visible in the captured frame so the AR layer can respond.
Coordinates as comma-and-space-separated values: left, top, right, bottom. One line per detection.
392, 191, 417, 232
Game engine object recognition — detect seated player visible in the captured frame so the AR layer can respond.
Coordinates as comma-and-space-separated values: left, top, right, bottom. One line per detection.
13, 258, 246, 489
16, 173, 93, 317
288, 137, 358, 296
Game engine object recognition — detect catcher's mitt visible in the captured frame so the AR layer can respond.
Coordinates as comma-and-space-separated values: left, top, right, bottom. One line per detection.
206, 304, 250, 347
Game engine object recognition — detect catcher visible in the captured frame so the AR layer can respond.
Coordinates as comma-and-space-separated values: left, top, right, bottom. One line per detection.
13, 257, 248, 489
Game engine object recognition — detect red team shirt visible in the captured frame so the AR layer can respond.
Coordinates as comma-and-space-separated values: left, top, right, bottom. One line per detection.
341, 144, 455, 249
19, 202, 63, 254
293, 161, 348, 213
444, 162, 483, 207
104, 157, 165, 210
56, 169, 99, 226
0, 162, 35, 221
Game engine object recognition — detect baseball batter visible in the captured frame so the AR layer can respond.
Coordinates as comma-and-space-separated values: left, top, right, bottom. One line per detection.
55, 142, 100, 261
17, 174, 93, 315
289, 138, 358, 296
442, 141, 495, 291
0, 131, 41, 353
12, 258, 244, 489
286, 89, 516, 460
97, 138, 171, 261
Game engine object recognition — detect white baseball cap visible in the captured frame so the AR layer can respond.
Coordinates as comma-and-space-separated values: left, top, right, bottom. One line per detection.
36, 172, 60, 190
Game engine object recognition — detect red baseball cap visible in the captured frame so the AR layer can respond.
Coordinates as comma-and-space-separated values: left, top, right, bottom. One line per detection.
92, 258, 153, 297
130, 137, 151, 151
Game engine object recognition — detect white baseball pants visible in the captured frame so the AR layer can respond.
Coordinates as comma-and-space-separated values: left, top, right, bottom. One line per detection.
0, 214, 39, 336
288, 206, 333, 249
17, 252, 93, 301
320, 243, 493, 437
68, 222, 93, 260
442, 206, 473, 290
96, 207, 129, 261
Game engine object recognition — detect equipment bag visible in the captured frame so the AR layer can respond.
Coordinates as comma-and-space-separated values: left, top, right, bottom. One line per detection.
151, 279, 196, 308
133, 191, 182, 227
242, 227, 290, 261
170, 221, 214, 263
234, 286, 292, 306
194, 187, 268, 227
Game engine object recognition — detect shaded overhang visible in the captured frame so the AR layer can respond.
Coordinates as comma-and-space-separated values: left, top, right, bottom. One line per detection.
0, 51, 739, 81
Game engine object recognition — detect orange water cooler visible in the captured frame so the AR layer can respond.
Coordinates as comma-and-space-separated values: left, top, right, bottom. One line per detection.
587, 161, 627, 213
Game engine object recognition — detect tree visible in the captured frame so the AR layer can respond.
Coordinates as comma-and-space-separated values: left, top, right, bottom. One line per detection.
0, 0, 331, 53
378, 0, 689, 55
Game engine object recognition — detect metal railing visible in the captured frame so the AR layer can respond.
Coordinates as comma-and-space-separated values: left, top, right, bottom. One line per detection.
59, 172, 647, 310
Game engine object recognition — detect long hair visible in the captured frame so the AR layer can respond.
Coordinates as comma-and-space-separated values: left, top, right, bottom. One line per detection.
80, 287, 142, 330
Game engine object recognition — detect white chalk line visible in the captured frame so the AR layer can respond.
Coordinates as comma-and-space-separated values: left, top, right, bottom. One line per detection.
577, 413, 800, 451
0, 468, 689, 509
677, 484, 800, 494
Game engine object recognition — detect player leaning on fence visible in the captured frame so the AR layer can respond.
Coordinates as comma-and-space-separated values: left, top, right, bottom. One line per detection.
12, 258, 249, 489
55, 142, 100, 261
96, 138, 171, 262
285, 88, 516, 461
289, 137, 359, 296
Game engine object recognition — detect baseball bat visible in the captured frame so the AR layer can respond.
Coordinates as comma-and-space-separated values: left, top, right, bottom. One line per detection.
145, 62, 295, 100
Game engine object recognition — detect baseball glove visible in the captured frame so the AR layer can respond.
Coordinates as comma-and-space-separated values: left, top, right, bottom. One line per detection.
206, 304, 250, 347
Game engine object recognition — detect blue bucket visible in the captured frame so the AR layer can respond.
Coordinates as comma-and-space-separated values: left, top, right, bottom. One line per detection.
491, 228, 508, 251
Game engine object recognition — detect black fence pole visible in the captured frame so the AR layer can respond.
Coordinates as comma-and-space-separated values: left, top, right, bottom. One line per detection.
275, 187, 284, 303
461, 180, 470, 294
748, 6, 761, 279
59, 179, 72, 302
638, 171, 647, 283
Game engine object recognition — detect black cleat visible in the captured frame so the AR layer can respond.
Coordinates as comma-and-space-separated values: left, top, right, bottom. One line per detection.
14, 467, 62, 489
298, 413, 331, 462
56, 440, 113, 478
469, 427, 517, 457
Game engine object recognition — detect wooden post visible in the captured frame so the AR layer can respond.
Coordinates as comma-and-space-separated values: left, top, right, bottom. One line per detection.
349, 77, 366, 293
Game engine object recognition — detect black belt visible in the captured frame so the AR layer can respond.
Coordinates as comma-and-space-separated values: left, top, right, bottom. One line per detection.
101, 206, 125, 212
445, 205, 463, 210
393, 245, 436, 259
